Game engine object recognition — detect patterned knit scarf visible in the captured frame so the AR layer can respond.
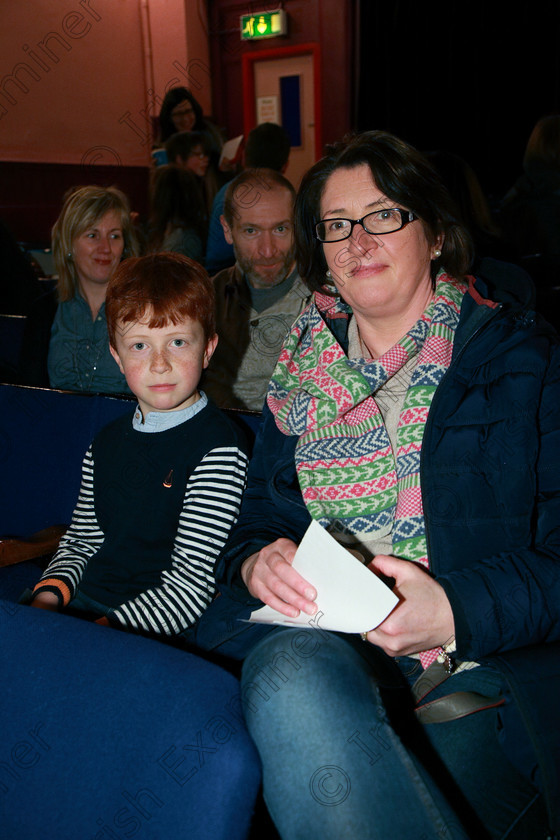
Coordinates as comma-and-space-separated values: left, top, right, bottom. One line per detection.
268, 272, 468, 667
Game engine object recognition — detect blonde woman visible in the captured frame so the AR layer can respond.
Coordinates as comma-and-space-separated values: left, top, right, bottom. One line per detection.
20, 185, 139, 392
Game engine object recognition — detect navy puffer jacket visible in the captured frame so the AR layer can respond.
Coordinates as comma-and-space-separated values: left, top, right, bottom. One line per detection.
205, 259, 560, 833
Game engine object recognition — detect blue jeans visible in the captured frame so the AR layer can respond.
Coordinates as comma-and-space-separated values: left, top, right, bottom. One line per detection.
241, 629, 546, 840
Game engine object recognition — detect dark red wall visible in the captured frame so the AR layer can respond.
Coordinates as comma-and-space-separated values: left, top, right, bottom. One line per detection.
0, 161, 150, 246
207, 0, 354, 154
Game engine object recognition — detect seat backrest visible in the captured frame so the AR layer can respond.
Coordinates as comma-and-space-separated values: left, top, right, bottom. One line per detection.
0, 383, 261, 538
0, 384, 134, 537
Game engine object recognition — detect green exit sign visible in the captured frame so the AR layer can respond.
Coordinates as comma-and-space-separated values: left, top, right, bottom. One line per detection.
240, 10, 287, 40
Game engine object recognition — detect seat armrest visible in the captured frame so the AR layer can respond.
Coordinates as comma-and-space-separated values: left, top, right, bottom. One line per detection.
0, 524, 66, 567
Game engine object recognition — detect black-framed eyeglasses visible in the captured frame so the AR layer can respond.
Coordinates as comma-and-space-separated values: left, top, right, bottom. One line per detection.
172, 105, 194, 118
315, 208, 418, 242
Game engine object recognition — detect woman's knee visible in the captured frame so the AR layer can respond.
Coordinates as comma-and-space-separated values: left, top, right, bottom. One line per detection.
240, 629, 385, 739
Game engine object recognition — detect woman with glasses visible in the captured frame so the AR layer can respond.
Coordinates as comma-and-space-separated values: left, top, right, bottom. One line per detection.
211, 131, 560, 838
158, 87, 210, 143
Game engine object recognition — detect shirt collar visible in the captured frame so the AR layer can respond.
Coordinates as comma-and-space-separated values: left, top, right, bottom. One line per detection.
132, 391, 208, 433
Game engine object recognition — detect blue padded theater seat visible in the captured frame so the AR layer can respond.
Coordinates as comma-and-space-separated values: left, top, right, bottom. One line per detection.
0, 384, 134, 537
0, 383, 261, 539
0, 383, 264, 839
0, 599, 261, 839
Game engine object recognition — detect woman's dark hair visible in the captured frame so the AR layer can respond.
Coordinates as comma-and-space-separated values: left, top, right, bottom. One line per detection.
147, 165, 207, 251
295, 130, 473, 294
158, 86, 204, 142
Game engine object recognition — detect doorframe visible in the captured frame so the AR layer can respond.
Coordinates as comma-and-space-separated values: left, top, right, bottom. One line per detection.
241, 43, 322, 160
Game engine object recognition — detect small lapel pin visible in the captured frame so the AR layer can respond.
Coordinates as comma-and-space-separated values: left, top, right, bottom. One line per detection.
163, 469, 173, 488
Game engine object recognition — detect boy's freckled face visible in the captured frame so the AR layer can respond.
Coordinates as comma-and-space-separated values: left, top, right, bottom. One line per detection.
110, 314, 218, 419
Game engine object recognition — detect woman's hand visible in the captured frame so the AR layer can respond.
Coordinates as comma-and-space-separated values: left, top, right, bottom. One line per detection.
30, 591, 59, 612
364, 555, 455, 656
241, 539, 317, 618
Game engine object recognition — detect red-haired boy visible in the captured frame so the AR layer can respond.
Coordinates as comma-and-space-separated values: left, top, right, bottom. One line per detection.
29, 254, 249, 639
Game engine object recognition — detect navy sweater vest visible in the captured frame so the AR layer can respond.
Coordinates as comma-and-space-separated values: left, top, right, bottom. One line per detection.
80, 402, 245, 605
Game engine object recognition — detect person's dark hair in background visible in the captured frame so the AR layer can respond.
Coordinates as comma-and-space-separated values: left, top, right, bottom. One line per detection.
165, 131, 212, 170
500, 114, 560, 257
424, 149, 513, 267
523, 114, 560, 171
499, 114, 560, 326
147, 165, 207, 264
244, 123, 291, 171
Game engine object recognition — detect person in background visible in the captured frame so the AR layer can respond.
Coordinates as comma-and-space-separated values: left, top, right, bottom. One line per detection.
19, 185, 139, 392
499, 115, 560, 327
147, 164, 206, 265
499, 115, 560, 273
165, 130, 215, 215
156, 86, 229, 203
165, 131, 211, 178
158, 86, 219, 145
28, 253, 249, 641
206, 122, 291, 275
211, 131, 559, 839
425, 149, 513, 267
202, 168, 310, 412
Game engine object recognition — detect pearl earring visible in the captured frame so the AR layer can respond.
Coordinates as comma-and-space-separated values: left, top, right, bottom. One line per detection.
67, 252, 72, 259
433, 249, 442, 259
326, 269, 332, 279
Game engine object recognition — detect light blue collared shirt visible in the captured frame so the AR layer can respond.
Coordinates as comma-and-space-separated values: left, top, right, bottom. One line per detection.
132, 391, 208, 433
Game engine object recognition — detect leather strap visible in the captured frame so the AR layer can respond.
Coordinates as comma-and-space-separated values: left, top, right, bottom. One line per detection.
412, 660, 454, 704
415, 691, 505, 724
412, 659, 505, 724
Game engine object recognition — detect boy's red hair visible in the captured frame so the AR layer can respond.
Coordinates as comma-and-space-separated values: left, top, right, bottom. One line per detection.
106, 253, 215, 346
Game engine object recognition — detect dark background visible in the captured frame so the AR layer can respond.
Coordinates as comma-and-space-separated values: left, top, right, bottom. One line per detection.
355, 2, 560, 204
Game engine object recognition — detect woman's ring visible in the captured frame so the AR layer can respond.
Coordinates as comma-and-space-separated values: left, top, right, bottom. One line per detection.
360, 632, 368, 642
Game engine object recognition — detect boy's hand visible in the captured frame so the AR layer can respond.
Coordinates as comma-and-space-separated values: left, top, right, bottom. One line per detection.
30, 591, 59, 612
94, 616, 111, 627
